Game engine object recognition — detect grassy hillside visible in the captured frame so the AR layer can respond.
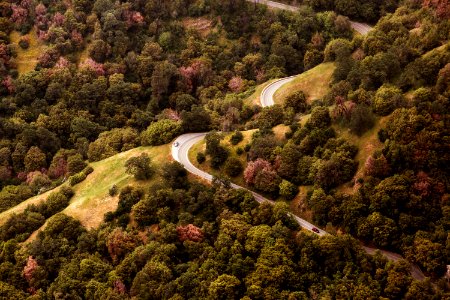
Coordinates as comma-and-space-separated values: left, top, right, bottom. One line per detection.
0, 144, 171, 229
9, 29, 47, 74
273, 63, 336, 104
64, 144, 170, 229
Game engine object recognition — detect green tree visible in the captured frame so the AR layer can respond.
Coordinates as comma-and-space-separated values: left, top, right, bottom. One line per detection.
373, 85, 405, 116
141, 119, 182, 146
223, 157, 243, 177
279, 180, 298, 200
160, 162, 188, 189
306, 106, 331, 129
67, 154, 87, 174
24, 146, 47, 172
125, 153, 154, 180
283, 91, 308, 113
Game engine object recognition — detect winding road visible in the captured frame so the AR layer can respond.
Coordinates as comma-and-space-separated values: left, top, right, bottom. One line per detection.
171, 2, 426, 280
171, 133, 327, 236
246, 0, 373, 35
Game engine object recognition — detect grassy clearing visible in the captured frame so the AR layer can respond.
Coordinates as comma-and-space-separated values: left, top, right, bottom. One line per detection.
333, 116, 388, 194
64, 144, 170, 229
10, 29, 47, 74
272, 124, 290, 141
273, 63, 336, 105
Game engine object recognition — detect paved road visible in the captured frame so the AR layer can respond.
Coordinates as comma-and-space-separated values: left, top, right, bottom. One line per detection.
248, 0, 373, 35
260, 76, 296, 107
171, 133, 327, 237
172, 91, 425, 280
171, 3, 426, 279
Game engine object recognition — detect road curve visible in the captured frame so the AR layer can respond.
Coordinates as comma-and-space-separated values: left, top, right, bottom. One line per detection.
248, 0, 373, 35
172, 133, 327, 236
260, 76, 296, 107
171, 121, 425, 280
171, 3, 426, 280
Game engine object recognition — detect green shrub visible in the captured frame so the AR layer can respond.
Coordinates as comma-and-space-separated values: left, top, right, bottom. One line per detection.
236, 147, 244, 155
69, 172, 87, 186
279, 180, 298, 200
44, 191, 71, 218
197, 152, 206, 164
141, 119, 182, 146
230, 131, 244, 145
373, 85, 405, 116
83, 165, 94, 175
18, 38, 29, 49
109, 185, 118, 196
224, 157, 243, 177
67, 154, 87, 174
60, 186, 75, 198
125, 153, 154, 180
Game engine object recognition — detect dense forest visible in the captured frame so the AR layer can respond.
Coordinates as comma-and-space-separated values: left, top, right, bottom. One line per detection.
0, 0, 449, 298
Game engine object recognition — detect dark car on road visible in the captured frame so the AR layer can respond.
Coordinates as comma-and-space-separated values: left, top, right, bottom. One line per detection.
312, 227, 320, 233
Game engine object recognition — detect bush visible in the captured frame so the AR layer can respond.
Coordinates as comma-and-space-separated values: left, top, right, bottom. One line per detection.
67, 154, 87, 174
18, 37, 29, 49
44, 191, 71, 217
69, 172, 87, 186
115, 186, 144, 215
373, 85, 405, 116
210, 146, 229, 169
141, 119, 182, 146
0, 185, 33, 213
60, 186, 75, 198
109, 185, 118, 196
236, 148, 244, 155
197, 152, 206, 164
125, 153, 154, 180
224, 157, 243, 177
230, 131, 244, 145
284, 91, 308, 113
83, 165, 94, 175
244, 144, 251, 152
345, 104, 376, 136
279, 180, 298, 200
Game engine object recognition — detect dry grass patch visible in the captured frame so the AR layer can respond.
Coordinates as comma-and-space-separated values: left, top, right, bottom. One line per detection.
2, 145, 171, 232
10, 28, 47, 74
182, 17, 213, 37
273, 124, 289, 141
64, 145, 170, 229
273, 63, 335, 105
334, 116, 389, 194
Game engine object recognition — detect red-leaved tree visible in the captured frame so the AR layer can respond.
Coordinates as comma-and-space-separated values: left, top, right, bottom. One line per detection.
243, 158, 272, 185
177, 224, 204, 242
228, 76, 244, 93
23, 256, 38, 284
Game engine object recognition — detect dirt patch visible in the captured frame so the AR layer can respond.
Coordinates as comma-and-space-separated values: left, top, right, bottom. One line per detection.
182, 17, 213, 37
10, 28, 47, 74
